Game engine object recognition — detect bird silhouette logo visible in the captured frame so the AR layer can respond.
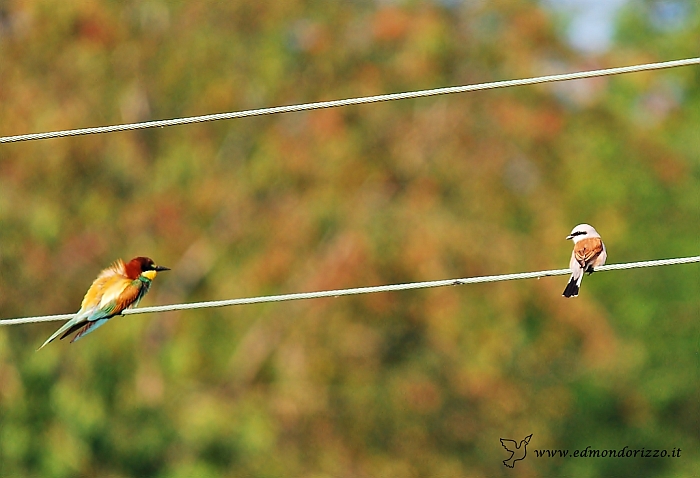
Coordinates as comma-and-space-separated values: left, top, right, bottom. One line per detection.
500, 434, 532, 468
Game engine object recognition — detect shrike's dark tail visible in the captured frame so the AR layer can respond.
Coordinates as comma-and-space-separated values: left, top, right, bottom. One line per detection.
563, 276, 580, 298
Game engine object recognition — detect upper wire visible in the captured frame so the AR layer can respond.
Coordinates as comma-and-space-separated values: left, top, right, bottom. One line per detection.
1, 57, 699, 143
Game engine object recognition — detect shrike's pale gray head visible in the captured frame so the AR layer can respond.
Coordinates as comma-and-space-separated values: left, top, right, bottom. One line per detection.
566, 223, 600, 243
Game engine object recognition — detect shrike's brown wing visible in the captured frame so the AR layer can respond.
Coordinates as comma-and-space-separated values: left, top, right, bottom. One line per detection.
573, 237, 604, 268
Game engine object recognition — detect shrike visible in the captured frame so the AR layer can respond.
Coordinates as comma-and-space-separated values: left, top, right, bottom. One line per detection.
563, 224, 606, 298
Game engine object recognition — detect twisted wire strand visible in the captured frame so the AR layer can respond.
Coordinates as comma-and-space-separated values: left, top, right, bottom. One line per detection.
2, 256, 697, 326
1, 57, 699, 143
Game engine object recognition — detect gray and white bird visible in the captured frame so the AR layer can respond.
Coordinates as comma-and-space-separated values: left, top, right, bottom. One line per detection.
563, 224, 607, 298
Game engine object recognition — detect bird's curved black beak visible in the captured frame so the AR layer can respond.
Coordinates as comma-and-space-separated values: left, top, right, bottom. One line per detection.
566, 234, 574, 240
154, 265, 171, 271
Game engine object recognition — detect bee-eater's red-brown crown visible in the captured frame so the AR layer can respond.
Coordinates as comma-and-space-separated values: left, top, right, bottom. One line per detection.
124, 256, 170, 279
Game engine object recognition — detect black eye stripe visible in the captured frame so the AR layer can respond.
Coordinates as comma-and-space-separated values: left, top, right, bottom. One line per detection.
572, 231, 587, 236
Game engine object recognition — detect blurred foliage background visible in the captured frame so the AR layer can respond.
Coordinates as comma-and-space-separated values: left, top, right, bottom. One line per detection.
0, 0, 698, 476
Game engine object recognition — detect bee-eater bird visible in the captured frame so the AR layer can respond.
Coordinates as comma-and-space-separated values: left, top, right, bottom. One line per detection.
37, 257, 170, 350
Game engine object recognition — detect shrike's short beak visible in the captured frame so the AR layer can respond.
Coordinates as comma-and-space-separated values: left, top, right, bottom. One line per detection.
566, 234, 574, 240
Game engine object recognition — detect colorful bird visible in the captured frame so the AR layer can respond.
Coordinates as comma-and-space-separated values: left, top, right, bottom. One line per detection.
37, 257, 170, 350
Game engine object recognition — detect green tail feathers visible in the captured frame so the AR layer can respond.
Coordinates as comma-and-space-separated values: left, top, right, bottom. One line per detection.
36, 317, 80, 351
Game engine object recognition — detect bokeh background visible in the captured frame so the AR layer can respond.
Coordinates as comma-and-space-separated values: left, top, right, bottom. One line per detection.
1, 1, 698, 476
